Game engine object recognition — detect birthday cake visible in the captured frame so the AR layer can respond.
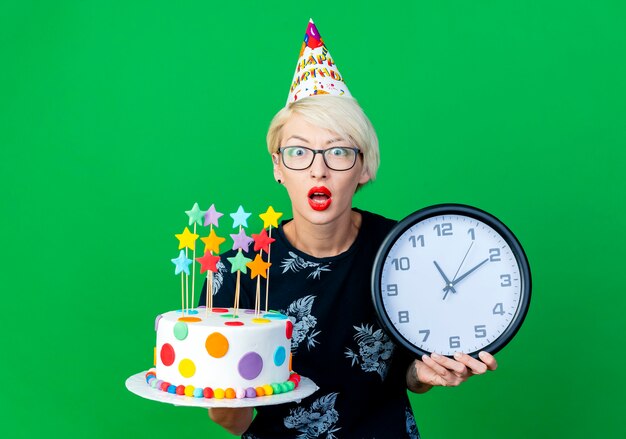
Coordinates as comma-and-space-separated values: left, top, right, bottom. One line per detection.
143, 203, 302, 399
148, 307, 299, 399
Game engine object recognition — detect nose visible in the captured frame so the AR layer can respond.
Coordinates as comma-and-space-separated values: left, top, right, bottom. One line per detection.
309, 151, 328, 179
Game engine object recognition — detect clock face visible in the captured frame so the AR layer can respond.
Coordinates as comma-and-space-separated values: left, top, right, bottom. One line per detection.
373, 205, 531, 358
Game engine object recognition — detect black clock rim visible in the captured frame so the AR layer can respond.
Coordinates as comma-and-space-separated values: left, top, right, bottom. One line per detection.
371, 203, 532, 360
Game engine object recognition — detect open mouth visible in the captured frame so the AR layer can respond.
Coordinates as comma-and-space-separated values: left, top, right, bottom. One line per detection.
308, 186, 332, 211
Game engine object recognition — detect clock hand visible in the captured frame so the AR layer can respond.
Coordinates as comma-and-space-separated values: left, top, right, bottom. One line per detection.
452, 241, 474, 282
449, 258, 490, 287
433, 261, 456, 296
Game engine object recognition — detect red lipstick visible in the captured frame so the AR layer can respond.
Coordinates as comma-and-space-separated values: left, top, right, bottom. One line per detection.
308, 186, 332, 211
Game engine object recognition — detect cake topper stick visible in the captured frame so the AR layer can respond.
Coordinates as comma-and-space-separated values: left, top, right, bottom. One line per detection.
186, 203, 206, 312
171, 250, 192, 314
259, 206, 283, 311
252, 227, 276, 315
203, 204, 224, 314
229, 205, 253, 316
196, 246, 221, 315
247, 253, 272, 316
227, 248, 252, 317
199, 224, 224, 315
175, 226, 199, 314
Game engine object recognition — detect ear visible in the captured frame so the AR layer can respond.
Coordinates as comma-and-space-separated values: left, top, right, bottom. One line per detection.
358, 166, 371, 186
272, 153, 284, 183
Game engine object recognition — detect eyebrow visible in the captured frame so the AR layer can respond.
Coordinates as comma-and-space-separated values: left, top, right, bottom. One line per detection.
284, 135, 347, 144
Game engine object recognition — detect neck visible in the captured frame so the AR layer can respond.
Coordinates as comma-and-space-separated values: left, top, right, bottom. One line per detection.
283, 209, 362, 258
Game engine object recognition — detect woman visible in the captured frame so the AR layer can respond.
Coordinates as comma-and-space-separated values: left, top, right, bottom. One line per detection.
199, 95, 497, 438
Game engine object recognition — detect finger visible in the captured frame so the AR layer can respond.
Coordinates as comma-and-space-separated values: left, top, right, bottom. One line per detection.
478, 351, 498, 371
453, 352, 487, 374
422, 354, 455, 379
430, 352, 468, 376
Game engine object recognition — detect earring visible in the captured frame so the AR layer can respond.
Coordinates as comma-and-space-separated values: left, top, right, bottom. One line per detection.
277, 179, 282, 184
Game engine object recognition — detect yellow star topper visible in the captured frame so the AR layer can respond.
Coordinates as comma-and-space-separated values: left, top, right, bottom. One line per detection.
259, 206, 283, 229
246, 254, 272, 279
201, 229, 226, 254
175, 227, 199, 250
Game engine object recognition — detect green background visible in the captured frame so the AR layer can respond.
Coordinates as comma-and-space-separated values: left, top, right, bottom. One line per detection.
2, 1, 624, 437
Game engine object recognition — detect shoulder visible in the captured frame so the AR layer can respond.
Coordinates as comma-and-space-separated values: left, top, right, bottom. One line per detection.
355, 208, 397, 236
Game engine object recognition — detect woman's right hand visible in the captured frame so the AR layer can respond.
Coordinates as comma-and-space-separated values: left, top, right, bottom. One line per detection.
208, 407, 254, 436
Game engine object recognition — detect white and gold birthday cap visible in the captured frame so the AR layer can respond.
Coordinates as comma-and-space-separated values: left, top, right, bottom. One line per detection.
287, 19, 352, 104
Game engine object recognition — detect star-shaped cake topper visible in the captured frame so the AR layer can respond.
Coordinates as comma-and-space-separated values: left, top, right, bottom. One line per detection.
185, 202, 206, 226
175, 227, 199, 250
252, 228, 276, 253
259, 206, 283, 229
227, 251, 252, 274
201, 229, 226, 254
230, 205, 251, 228
204, 204, 223, 227
230, 229, 254, 252
171, 250, 193, 275
196, 252, 221, 274
246, 254, 272, 279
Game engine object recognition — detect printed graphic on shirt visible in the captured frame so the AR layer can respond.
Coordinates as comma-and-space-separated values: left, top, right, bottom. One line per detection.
283, 392, 341, 439
211, 261, 227, 295
280, 251, 332, 279
405, 406, 420, 439
344, 324, 395, 380
280, 295, 321, 352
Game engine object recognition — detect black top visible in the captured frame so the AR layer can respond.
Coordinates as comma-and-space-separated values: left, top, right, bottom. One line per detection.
199, 209, 420, 439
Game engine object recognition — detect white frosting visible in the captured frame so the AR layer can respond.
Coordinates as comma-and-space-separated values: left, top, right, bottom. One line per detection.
155, 309, 291, 390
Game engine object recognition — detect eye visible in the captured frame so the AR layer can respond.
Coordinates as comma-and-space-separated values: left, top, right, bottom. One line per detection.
285, 147, 307, 157
328, 147, 349, 157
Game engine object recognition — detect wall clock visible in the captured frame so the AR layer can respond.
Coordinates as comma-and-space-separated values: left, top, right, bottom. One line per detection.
372, 204, 531, 358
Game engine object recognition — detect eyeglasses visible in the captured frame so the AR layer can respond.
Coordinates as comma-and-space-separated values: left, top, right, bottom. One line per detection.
278, 146, 361, 171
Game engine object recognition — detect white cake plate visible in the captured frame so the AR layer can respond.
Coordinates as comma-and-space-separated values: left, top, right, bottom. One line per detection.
126, 370, 319, 408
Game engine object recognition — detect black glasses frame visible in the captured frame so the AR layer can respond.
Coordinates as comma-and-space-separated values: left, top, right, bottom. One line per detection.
278, 146, 361, 171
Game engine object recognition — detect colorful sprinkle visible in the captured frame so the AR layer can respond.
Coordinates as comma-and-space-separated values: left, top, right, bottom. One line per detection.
178, 316, 202, 323
160, 343, 175, 366
245, 387, 257, 398
214, 388, 225, 399
274, 346, 286, 367
203, 387, 214, 398
175, 385, 185, 395
225, 388, 236, 399
179, 358, 196, 378
193, 388, 204, 398
154, 314, 163, 331
205, 332, 229, 358
236, 388, 246, 399
262, 384, 273, 396
167, 385, 176, 394
219, 314, 240, 318
263, 313, 288, 319
255, 386, 265, 397
173, 322, 188, 340
238, 352, 263, 380
289, 373, 301, 386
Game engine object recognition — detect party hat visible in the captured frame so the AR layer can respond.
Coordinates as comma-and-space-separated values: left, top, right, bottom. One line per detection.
287, 19, 352, 104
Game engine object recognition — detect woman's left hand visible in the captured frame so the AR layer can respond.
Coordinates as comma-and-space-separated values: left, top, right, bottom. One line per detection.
407, 351, 498, 393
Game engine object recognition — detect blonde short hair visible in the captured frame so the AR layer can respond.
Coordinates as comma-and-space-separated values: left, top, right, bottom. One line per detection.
266, 95, 380, 183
